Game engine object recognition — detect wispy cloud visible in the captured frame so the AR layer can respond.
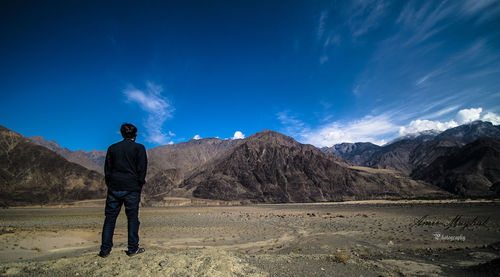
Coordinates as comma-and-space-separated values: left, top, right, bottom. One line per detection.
396, 1, 500, 46
123, 82, 174, 145
323, 34, 340, 48
462, 0, 498, 17
417, 39, 500, 87
277, 111, 310, 137
278, 111, 398, 147
422, 105, 461, 120
396, 1, 456, 46
319, 55, 328, 65
348, 0, 389, 38
315, 1, 388, 66
316, 10, 328, 40
352, 1, 500, 120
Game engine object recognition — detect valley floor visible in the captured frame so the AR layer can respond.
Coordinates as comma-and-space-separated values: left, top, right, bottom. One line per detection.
0, 200, 499, 276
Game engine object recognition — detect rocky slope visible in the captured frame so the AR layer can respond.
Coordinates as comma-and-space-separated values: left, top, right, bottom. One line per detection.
321, 142, 380, 166
143, 138, 242, 198
28, 136, 105, 174
364, 139, 435, 174
176, 130, 446, 203
146, 138, 240, 180
0, 126, 106, 206
411, 137, 500, 197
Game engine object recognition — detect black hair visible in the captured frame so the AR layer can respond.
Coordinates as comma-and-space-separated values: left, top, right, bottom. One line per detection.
120, 123, 137, 139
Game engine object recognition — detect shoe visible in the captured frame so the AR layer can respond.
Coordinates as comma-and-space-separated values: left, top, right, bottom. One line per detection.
98, 251, 110, 258
126, 247, 145, 257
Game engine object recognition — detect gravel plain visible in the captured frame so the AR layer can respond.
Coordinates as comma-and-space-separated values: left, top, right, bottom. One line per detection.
1, 199, 499, 276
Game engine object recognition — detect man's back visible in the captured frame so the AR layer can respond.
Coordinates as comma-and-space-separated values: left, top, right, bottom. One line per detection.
105, 138, 147, 192
100, 123, 147, 258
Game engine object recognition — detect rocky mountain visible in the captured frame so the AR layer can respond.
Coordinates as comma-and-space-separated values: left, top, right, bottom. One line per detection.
436, 121, 500, 142
28, 136, 105, 174
0, 126, 106, 206
168, 130, 447, 203
386, 129, 442, 145
322, 142, 381, 166
143, 138, 242, 198
411, 137, 500, 197
364, 138, 436, 174
332, 121, 500, 175
146, 138, 240, 180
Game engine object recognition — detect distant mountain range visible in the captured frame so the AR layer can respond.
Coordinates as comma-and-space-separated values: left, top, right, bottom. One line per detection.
323, 121, 500, 174
321, 142, 381, 166
28, 136, 105, 174
2, 120, 499, 206
321, 121, 500, 197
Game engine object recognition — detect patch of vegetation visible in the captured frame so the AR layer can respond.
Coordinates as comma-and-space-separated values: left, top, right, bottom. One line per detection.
327, 249, 350, 263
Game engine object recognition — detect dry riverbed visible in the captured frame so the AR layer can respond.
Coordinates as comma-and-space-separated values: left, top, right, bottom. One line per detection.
1, 199, 499, 276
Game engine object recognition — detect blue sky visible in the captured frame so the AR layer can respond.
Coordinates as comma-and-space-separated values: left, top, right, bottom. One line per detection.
1, 0, 500, 151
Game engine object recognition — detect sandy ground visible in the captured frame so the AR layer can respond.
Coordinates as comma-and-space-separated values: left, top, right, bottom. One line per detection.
1, 200, 500, 276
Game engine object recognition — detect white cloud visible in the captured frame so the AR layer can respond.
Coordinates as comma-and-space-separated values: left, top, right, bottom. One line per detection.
481, 112, 500, 125
193, 134, 201, 140
399, 107, 500, 136
168, 141, 174, 145
399, 119, 458, 136
123, 82, 174, 145
456, 107, 482, 124
232, 131, 245, 140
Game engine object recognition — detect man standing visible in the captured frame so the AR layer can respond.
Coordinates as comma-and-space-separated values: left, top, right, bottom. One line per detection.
99, 123, 147, 257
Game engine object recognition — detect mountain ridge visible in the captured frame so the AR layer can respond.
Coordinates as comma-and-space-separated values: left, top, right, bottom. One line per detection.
7, 120, 499, 205
323, 121, 500, 175
0, 126, 106, 206
174, 130, 446, 203
28, 136, 105, 174
411, 137, 500, 196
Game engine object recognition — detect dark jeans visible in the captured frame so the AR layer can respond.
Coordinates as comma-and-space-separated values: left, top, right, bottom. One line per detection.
100, 190, 141, 254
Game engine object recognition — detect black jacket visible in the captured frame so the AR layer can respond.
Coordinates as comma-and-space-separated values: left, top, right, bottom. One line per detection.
104, 138, 147, 192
